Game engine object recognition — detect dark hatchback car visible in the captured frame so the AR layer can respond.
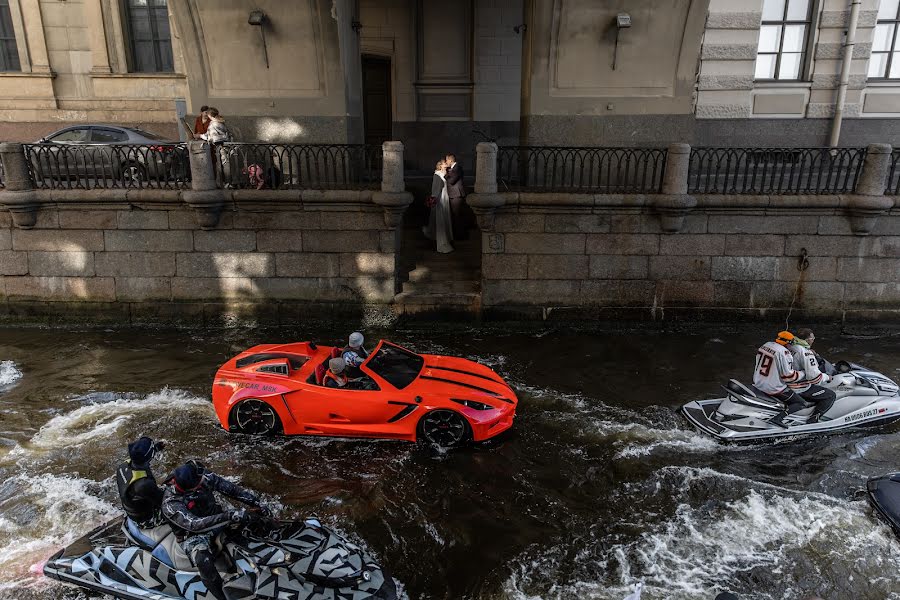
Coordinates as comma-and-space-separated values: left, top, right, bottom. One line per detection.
31, 125, 189, 185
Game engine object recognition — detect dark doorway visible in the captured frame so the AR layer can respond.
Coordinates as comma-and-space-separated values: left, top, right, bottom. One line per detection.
362, 55, 392, 148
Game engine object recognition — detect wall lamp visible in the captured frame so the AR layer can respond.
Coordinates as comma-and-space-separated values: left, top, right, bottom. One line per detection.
613, 12, 631, 70
248, 10, 270, 68
513, 23, 527, 34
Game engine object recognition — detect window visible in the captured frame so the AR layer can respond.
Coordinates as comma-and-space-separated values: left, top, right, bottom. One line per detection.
123, 0, 174, 73
91, 128, 129, 143
0, 0, 20, 71
48, 128, 90, 143
365, 342, 424, 390
755, 0, 813, 80
870, 0, 900, 79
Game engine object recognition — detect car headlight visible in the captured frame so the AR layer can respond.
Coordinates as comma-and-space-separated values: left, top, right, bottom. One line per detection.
451, 399, 494, 411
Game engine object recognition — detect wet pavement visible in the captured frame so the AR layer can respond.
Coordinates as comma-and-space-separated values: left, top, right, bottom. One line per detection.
1, 323, 900, 599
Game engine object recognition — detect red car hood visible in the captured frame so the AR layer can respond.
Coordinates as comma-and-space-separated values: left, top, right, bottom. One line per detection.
414, 354, 517, 405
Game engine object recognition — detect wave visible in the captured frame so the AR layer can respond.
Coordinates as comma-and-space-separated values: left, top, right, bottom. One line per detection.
15, 388, 213, 454
0, 361, 22, 388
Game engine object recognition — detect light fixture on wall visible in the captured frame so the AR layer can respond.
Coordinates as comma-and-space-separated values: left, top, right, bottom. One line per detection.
513, 23, 527, 34
248, 10, 270, 69
613, 13, 631, 70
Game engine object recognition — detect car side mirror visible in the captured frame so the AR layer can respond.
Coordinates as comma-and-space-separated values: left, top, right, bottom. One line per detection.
38, 137, 47, 143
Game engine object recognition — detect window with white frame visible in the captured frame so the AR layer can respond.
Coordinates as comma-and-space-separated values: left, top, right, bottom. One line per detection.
755, 0, 814, 80
123, 0, 174, 73
870, 0, 900, 79
0, 0, 20, 72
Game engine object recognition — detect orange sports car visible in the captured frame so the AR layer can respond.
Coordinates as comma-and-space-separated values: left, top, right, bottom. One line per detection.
212, 340, 518, 446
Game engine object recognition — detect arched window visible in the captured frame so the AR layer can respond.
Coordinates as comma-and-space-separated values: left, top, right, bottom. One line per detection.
0, 0, 20, 72
123, 0, 173, 73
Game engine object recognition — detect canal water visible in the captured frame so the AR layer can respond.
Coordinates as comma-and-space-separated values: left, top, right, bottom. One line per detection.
1, 323, 900, 600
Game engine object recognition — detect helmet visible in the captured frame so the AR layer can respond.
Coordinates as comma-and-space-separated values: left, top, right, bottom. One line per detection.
775, 331, 794, 346
349, 332, 364, 348
128, 436, 159, 467
329, 357, 346, 374
174, 461, 204, 491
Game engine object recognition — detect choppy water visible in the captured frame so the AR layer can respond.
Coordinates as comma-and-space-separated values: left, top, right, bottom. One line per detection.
1, 324, 900, 600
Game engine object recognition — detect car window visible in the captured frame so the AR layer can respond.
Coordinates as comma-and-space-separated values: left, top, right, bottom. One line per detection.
48, 129, 90, 143
365, 342, 424, 390
92, 128, 128, 143
128, 128, 166, 141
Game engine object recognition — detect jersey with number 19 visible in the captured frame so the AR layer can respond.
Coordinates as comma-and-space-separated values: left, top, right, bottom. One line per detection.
752, 341, 800, 394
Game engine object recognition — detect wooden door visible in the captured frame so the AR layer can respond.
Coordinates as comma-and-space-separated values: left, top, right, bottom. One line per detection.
362, 55, 392, 148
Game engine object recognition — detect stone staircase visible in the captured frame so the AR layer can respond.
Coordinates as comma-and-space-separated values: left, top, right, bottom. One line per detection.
394, 223, 482, 316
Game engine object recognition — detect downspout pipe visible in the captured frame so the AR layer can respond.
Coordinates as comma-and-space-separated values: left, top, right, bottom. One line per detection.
829, 0, 861, 147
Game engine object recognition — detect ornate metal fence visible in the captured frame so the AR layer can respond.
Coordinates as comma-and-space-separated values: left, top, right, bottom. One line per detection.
218, 143, 382, 190
688, 147, 867, 195
888, 149, 900, 195
496, 146, 668, 194
23, 143, 190, 190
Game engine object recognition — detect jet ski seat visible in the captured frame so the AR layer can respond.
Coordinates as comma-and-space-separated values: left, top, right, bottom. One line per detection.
122, 518, 197, 571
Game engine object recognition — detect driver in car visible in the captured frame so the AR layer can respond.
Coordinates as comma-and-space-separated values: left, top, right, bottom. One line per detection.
789, 328, 837, 422
161, 461, 268, 600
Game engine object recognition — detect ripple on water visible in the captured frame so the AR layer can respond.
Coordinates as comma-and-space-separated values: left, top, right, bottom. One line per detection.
0, 361, 22, 388
503, 466, 900, 600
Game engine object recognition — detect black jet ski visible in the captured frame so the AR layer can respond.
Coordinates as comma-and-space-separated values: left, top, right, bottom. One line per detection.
43, 514, 398, 600
867, 473, 900, 537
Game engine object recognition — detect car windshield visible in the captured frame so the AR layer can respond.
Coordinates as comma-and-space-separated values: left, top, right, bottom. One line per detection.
364, 342, 424, 390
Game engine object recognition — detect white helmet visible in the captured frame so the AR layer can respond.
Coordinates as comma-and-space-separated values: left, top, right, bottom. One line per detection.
349, 332, 364, 348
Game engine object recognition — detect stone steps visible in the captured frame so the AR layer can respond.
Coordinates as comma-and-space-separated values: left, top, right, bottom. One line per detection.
401, 278, 479, 294
407, 265, 480, 283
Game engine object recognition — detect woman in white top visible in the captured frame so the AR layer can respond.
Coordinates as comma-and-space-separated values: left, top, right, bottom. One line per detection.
422, 159, 454, 253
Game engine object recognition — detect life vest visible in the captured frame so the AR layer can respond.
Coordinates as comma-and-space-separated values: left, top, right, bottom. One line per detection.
323, 370, 348, 387
116, 461, 158, 524
342, 346, 369, 361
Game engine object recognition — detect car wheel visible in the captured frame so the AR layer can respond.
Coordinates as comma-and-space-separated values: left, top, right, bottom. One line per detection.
231, 399, 281, 435
120, 162, 147, 186
418, 409, 470, 448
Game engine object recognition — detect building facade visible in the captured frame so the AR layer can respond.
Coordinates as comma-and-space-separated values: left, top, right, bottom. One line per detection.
0, 0, 899, 164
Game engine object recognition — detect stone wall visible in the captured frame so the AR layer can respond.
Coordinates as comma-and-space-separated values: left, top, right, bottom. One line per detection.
478, 199, 900, 322
0, 197, 400, 325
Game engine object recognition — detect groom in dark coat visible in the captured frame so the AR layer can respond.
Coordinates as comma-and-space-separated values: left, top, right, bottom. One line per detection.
444, 153, 467, 239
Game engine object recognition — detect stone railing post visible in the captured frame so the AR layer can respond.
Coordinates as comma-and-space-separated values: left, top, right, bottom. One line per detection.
848, 143, 893, 235
0, 143, 39, 228
182, 141, 226, 229
467, 142, 505, 231
372, 141, 413, 228
654, 143, 696, 233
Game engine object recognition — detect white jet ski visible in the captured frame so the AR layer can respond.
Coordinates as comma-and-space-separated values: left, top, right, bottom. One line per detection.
682, 361, 900, 441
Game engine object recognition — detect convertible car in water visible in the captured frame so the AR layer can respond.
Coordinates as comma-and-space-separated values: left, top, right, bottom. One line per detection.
212, 340, 517, 446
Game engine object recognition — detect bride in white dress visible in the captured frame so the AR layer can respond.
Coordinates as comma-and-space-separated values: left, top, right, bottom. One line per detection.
422, 159, 454, 253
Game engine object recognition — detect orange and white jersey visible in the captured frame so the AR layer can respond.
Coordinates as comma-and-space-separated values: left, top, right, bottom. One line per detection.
788, 344, 830, 392
752, 341, 801, 394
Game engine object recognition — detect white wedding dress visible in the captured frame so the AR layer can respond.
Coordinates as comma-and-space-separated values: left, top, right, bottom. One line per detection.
423, 170, 454, 253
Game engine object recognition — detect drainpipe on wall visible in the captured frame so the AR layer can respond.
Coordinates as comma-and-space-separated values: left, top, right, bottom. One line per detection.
829, 0, 861, 147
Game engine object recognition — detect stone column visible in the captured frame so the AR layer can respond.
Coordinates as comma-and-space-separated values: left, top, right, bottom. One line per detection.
848, 143, 894, 235
373, 141, 413, 228
0, 143, 39, 228
467, 142, 505, 231
19, 0, 52, 74
84, 0, 113, 74
182, 141, 225, 229
654, 143, 696, 233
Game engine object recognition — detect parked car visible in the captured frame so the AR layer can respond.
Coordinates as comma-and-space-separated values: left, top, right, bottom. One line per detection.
31, 125, 189, 185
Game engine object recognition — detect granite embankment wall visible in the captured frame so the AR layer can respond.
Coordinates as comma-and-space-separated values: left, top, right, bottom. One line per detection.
478, 202, 900, 322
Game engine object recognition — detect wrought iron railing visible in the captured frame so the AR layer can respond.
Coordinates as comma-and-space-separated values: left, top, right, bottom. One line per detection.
496, 146, 668, 194
887, 149, 900, 195
24, 143, 190, 190
688, 147, 867, 195
218, 143, 382, 190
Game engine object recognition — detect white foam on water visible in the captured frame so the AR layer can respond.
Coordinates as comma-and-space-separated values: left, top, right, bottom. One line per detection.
503, 466, 900, 600
16, 387, 213, 453
0, 361, 22, 387
0, 472, 117, 587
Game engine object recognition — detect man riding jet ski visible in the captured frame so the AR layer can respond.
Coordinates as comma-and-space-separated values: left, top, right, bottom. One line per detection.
43, 460, 398, 600
682, 330, 900, 441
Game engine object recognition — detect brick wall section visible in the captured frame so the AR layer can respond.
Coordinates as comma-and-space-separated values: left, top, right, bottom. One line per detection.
0, 205, 398, 323
481, 203, 900, 320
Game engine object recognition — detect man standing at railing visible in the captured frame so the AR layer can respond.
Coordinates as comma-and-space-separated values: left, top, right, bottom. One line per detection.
194, 108, 231, 184
444, 153, 467, 240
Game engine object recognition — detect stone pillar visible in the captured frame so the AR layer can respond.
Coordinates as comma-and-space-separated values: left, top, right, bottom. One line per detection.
654, 143, 696, 233
19, 0, 52, 74
84, 0, 113, 74
182, 141, 225, 229
0, 143, 39, 228
373, 141, 413, 228
467, 142, 505, 231
848, 143, 894, 235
